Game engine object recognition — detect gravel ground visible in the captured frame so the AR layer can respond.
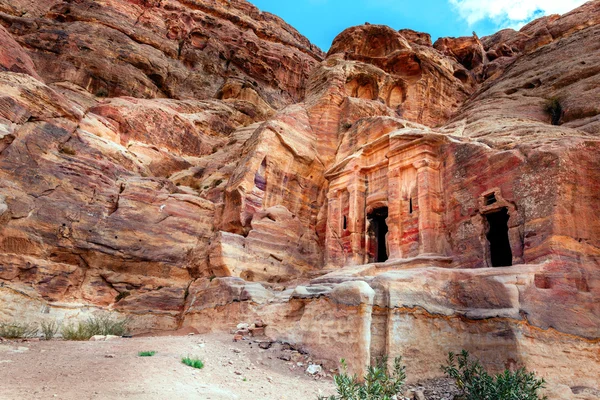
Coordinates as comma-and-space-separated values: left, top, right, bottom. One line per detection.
0, 333, 335, 400
0, 332, 464, 400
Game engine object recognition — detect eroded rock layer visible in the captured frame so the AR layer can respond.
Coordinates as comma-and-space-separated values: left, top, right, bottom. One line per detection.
1, 0, 599, 397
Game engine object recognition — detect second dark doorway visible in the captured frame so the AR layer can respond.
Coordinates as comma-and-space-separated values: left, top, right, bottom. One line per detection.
485, 208, 512, 267
368, 207, 389, 263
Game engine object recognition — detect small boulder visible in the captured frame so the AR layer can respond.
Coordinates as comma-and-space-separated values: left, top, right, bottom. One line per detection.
258, 341, 272, 349
249, 326, 265, 337
306, 364, 322, 375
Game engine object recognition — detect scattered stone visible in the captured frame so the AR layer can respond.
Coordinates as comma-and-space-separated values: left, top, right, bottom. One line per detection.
290, 351, 304, 363
405, 378, 460, 400
306, 364, 322, 375
104, 354, 115, 358
249, 326, 265, 337
414, 390, 426, 400
258, 341, 272, 349
236, 323, 249, 330
278, 353, 291, 361
90, 335, 119, 342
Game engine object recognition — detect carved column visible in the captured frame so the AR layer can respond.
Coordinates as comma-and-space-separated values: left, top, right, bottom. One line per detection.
325, 188, 341, 267
386, 168, 402, 260
348, 169, 366, 265
414, 159, 443, 255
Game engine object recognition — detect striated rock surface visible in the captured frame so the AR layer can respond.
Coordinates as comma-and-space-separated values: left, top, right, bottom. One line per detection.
0, 0, 323, 108
0, 0, 599, 397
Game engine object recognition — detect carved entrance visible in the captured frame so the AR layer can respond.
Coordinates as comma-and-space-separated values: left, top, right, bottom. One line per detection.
485, 207, 512, 267
367, 207, 389, 263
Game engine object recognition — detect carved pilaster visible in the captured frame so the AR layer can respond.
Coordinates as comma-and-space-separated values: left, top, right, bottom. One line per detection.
413, 158, 444, 254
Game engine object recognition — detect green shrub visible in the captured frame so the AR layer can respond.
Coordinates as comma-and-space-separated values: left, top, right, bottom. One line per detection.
61, 314, 130, 340
138, 351, 156, 357
61, 322, 93, 341
95, 87, 109, 98
40, 321, 60, 340
318, 356, 406, 400
442, 350, 547, 400
181, 356, 204, 369
0, 321, 38, 339
543, 97, 562, 125
85, 314, 130, 336
114, 291, 131, 302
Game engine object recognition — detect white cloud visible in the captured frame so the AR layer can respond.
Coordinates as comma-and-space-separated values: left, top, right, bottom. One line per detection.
449, 0, 589, 29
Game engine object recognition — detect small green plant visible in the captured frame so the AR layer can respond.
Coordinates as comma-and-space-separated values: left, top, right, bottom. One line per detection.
115, 291, 131, 302
318, 356, 406, 400
61, 322, 93, 341
40, 321, 60, 340
0, 321, 38, 339
182, 356, 204, 369
61, 314, 130, 340
442, 350, 547, 400
138, 351, 156, 357
543, 97, 563, 125
341, 122, 353, 130
95, 87, 109, 97
89, 314, 130, 336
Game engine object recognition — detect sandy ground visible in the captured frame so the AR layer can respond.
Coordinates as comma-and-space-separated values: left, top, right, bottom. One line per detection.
0, 333, 335, 400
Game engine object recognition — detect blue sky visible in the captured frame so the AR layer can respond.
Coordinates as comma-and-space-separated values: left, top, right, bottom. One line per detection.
249, 0, 588, 51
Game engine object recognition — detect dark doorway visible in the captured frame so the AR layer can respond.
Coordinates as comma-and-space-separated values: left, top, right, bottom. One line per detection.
367, 207, 388, 262
485, 208, 512, 267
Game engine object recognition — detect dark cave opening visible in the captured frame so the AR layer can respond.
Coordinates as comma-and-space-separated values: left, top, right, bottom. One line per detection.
368, 207, 389, 263
485, 208, 512, 267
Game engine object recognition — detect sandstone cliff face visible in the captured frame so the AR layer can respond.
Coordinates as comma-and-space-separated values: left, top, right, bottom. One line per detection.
0, 0, 323, 329
1, 1, 599, 397
0, 0, 323, 108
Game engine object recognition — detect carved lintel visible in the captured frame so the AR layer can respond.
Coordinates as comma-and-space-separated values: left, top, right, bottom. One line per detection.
413, 158, 440, 170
